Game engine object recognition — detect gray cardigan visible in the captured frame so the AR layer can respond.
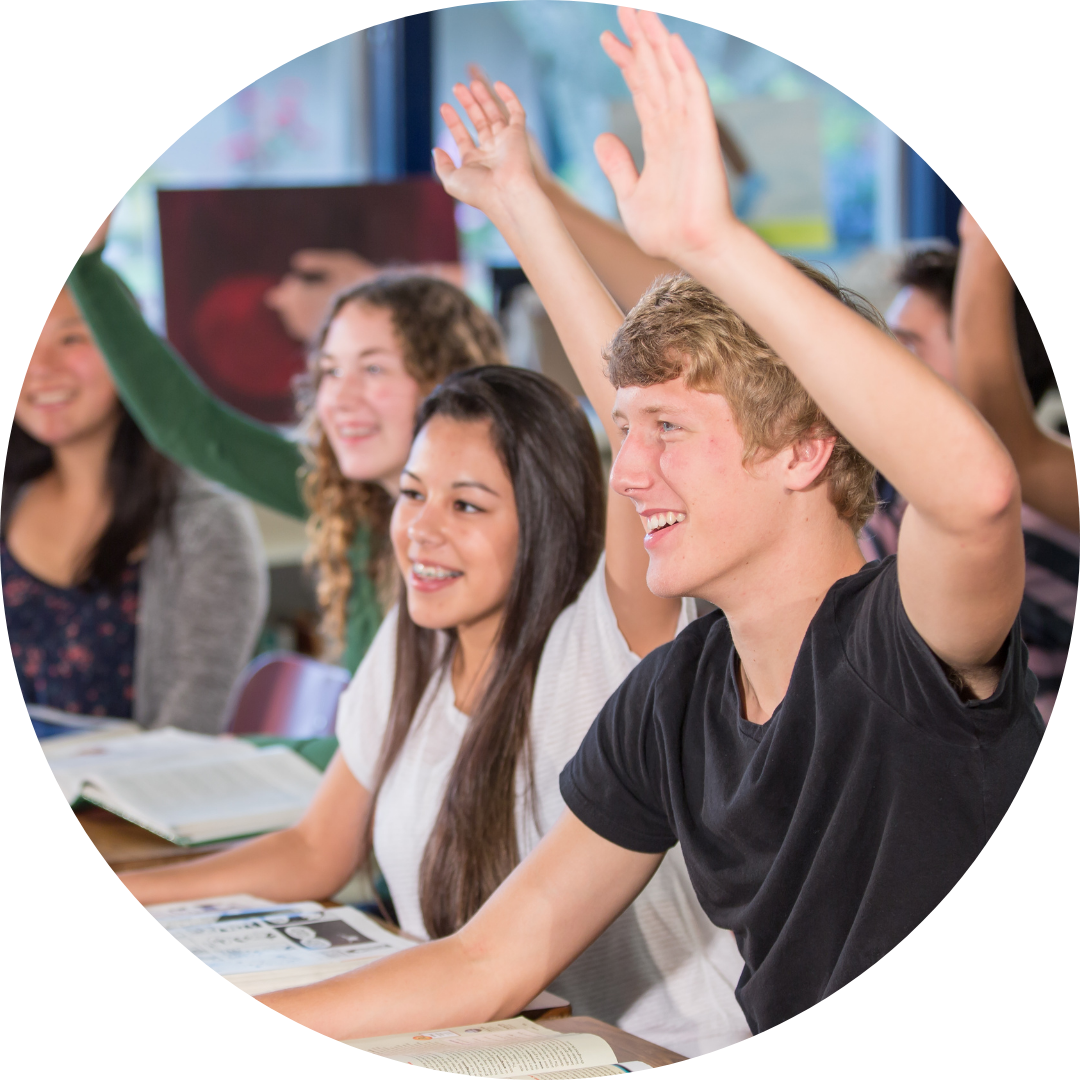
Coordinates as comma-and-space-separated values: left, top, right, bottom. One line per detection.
135, 471, 268, 733
133, 473, 267, 734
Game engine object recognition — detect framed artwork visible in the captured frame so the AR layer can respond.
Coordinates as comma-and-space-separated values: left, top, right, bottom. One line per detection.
158, 178, 459, 423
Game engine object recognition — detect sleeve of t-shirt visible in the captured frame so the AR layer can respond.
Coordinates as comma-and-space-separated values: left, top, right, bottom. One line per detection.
841, 556, 1039, 740
559, 641, 681, 855
334, 605, 401, 790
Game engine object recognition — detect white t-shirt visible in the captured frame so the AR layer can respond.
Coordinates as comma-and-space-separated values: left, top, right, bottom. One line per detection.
336, 556, 751, 1056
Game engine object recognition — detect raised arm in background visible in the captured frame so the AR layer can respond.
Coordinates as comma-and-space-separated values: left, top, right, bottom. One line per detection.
595, 9, 1023, 687
434, 78, 682, 657
68, 228, 307, 518
953, 209, 1077, 533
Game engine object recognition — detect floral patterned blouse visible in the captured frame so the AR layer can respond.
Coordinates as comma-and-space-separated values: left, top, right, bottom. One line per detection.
2, 540, 140, 718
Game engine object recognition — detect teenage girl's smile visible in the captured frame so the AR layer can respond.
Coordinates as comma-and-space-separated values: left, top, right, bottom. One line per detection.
315, 302, 423, 493
391, 414, 519, 634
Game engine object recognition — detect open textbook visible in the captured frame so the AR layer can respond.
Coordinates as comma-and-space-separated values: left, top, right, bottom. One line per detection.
44, 728, 322, 844
344, 1017, 651, 1078
148, 893, 414, 995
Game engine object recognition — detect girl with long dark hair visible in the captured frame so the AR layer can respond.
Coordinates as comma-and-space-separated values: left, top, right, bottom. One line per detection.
3, 288, 267, 730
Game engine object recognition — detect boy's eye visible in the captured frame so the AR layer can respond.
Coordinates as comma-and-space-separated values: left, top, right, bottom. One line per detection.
660, 421, 678, 432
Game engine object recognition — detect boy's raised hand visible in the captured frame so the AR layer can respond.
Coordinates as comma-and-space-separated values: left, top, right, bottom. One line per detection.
597, 9, 735, 266
433, 80, 538, 225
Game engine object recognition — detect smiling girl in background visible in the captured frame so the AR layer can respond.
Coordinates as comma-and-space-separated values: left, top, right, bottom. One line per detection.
3, 289, 267, 731
68, 237, 504, 669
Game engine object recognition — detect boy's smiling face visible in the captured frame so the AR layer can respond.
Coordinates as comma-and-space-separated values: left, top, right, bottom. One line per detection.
611, 378, 794, 602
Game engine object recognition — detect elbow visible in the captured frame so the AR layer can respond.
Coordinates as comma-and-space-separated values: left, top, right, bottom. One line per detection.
974, 453, 1022, 527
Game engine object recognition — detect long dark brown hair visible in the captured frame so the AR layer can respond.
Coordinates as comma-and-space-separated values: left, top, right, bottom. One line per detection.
368, 366, 605, 939
295, 275, 506, 652
2, 407, 179, 589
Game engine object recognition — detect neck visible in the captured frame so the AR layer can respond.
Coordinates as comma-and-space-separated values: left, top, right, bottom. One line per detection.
451, 608, 504, 714
47, 417, 119, 506
703, 512, 865, 725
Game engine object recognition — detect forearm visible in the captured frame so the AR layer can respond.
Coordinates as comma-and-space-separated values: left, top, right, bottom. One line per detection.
68, 253, 308, 518
120, 825, 351, 906
259, 931, 531, 1041
541, 177, 678, 313
684, 223, 1019, 531
953, 230, 1078, 531
486, 181, 625, 441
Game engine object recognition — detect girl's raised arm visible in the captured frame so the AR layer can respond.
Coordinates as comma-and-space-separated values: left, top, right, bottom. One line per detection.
434, 80, 681, 656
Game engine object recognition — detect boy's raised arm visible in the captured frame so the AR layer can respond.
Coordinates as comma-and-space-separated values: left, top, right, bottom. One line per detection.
598, 9, 1024, 683
433, 78, 681, 656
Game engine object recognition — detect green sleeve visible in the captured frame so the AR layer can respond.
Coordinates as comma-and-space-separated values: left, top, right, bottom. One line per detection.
341, 532, 385, 673
67, 251, 307, 519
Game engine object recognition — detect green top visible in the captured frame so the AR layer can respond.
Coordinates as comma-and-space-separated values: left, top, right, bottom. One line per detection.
67, 251, 383, 674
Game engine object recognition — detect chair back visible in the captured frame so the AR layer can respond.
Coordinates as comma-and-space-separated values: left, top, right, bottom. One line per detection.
225, 650, 350, 739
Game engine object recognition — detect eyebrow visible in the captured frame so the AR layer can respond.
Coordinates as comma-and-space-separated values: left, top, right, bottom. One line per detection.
611, 402, 683, 420
401, 471, 500, 497
318, 345, 393, 361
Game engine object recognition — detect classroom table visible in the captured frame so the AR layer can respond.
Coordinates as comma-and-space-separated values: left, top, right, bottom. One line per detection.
75, 806, 685, 1067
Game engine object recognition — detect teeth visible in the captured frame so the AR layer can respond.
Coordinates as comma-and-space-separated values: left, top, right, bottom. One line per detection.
338, 425, 376, 437
31, 390, 74, 405
644, 512, 686, 533
412, 562, 463, 581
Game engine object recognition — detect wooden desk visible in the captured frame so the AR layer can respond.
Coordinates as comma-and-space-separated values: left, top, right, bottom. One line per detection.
538, 1017, 685, 1068
76, 805, 238, 873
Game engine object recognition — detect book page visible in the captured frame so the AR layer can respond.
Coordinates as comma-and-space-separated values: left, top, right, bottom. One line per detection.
46, 727, 257, 804
166, 903, 411, 977
148, 894, 326, 930
347, 1022, 617, 1077
512, 1066, 648, 1079
83, 745, 323, 843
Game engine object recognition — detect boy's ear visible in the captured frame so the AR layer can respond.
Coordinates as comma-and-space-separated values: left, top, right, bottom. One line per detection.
782, 434, 836, 492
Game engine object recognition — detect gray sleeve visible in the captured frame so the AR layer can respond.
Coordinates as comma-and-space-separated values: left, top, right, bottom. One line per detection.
137, 485, 269, 734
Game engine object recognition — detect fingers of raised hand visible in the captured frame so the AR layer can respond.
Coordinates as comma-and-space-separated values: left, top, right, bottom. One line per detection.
594, 132, 640, 203
452, 82, 497, 143
469, 79, 509, 131
431, 147, 458, 186
440, 102, 478, 159
492, 81, 527, 125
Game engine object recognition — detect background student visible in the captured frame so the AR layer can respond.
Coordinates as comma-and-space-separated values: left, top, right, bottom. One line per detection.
3, 287, 267, 732
952, 209, 1076, 718
865, 215, 1076, 719
252, 8, 1041, 1041
116, 363, 751, 1056
68, 235, 504, 668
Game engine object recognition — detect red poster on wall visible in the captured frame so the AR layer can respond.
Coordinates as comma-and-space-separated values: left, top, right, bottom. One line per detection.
158, 178, 460, 423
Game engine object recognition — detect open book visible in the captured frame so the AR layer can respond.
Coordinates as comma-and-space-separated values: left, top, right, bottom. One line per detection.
148, 894, 414, 995
45, 728, 322, 844
344, 1017, 651, 1078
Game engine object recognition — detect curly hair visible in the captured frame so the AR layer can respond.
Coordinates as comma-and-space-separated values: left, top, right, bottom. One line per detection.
604, 263, 885, 532
295, 274, 506, 654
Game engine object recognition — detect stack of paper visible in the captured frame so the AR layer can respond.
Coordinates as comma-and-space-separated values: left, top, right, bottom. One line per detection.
149, 893, 414, 994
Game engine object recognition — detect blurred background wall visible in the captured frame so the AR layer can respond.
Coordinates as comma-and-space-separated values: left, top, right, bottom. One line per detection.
97, 2, 970, 655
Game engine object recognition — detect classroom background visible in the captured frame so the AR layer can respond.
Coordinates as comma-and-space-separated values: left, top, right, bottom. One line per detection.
94, 0, 1048, 661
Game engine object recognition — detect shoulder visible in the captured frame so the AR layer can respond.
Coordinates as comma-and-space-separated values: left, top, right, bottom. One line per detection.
166, 471, 261, 544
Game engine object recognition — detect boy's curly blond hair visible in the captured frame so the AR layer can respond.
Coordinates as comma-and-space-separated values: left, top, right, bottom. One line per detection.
604, 264, 883, 532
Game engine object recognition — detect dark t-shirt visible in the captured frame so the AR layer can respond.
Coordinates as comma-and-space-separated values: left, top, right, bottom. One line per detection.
560, 556, 1044, 1035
